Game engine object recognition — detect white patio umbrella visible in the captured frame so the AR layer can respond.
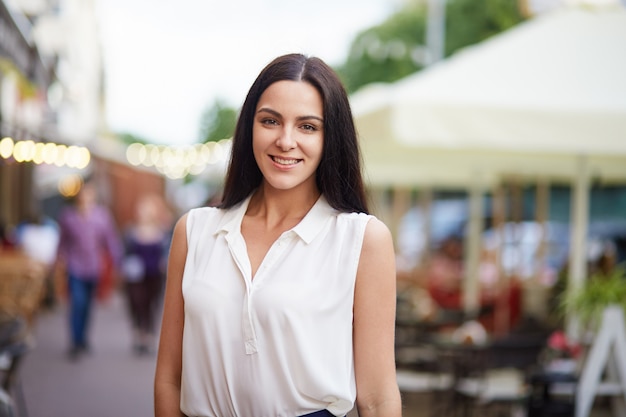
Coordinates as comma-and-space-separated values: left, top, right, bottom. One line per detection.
351, 4, 626, 319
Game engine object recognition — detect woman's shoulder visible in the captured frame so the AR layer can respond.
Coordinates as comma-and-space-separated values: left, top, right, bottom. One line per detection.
362, 216, 392, 246
335, 212, 392, 250
186, 205, 223, 217
183, 206, 225, 234
333, 212, 391, 246
334, 210, 378, 229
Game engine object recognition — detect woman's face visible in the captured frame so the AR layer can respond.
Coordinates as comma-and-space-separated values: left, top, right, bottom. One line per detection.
252, 80, 324, 193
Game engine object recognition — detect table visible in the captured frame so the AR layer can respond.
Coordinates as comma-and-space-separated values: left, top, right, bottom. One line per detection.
424, 331, 492, 417
526, 370, 577, 417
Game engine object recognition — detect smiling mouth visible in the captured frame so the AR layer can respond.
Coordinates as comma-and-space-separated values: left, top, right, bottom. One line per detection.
271, 156, 301, 166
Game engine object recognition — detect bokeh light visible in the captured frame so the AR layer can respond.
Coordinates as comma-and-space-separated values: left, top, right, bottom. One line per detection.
0, 136, 91, 169
124, 139, 231, 179
58, 174, 83, 197
0, 137, 15, 159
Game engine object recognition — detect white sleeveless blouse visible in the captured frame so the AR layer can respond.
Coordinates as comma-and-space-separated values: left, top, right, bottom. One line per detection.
179, 195, 372, 417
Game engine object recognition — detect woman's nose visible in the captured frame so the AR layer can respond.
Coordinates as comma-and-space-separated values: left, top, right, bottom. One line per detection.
275, 129, 296, 150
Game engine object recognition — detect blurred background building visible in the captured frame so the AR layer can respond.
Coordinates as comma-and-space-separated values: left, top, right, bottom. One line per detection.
0, 0, 168, 239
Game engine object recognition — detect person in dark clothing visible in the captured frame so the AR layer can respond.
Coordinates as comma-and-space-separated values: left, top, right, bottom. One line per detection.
121, 194, 171, 354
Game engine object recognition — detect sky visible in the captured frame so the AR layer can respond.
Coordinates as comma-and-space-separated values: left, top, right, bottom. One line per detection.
96, 0, 401, 146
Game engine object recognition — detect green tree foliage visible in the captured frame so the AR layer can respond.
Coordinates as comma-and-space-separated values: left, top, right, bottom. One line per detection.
199, 99, 238, 143
337, 0, 526, 94
337, 3, 427, 94
445, 0, 526, 57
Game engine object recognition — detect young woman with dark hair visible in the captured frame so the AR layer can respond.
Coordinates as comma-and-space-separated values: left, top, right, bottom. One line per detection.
221, 53, 368, 214
155, 53, 401, 417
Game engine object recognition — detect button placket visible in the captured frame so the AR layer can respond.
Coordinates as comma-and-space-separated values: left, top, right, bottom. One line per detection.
239, 231, 295, 355
224, 232, 258, 354
242, 291, 257, 354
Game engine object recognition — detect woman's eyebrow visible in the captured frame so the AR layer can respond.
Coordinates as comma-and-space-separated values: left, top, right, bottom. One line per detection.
297, 115, 324, 123
256, 107, 281, 117
257, 107, 323, 123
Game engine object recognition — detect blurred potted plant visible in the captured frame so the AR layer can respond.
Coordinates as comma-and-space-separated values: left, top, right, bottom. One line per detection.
548, 266, 626, 374
560, 265, 626, 333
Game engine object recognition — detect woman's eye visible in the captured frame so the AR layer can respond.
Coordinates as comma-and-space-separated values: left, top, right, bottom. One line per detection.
261, 118, 278, 126
301, 124, 317, 131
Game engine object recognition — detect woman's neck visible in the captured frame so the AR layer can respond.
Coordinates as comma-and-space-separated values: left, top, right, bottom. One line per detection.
246, 184, 320, 231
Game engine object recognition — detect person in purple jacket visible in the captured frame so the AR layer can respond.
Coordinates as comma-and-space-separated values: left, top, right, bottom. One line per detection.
56, 179, 123, 360
121, 193, 171, 355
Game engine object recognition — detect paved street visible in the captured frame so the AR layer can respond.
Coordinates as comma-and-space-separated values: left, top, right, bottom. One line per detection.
16, 290, 427, 417
19, 291, 156, 417
16, 290, 614, 417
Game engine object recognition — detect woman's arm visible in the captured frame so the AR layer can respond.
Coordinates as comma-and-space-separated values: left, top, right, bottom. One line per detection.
353, 218, 402, 417
154, 214, 188, 417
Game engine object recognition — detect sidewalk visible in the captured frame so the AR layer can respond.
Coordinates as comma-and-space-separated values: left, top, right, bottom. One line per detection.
17, 289, 428, 417
19, 290, 157, 417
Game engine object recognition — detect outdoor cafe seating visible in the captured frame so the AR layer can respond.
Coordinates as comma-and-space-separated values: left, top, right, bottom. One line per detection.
395, 284, 555, 417
0, 249, 48, 417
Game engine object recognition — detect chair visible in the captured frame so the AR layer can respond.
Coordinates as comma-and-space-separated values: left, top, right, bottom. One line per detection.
453, 322, 550, 416
0, 315, 30, 417
0, 252, 44, 417
455, 367, 528, 417
0, 251, 48, 325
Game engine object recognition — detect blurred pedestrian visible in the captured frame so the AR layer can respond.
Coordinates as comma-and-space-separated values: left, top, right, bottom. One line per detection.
15, 212, 60, 267
14, 211, 60, 308
121, 193, 171, 355
154, 53, 401, 417
426, 235, 465, 310
55, 179, 122, 360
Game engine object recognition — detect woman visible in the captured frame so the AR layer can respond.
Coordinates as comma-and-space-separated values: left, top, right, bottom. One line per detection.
122, 193, 171, 354
154, 53, 401, 417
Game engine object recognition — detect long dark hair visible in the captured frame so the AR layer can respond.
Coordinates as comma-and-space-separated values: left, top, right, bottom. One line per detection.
220, 53, 369, 214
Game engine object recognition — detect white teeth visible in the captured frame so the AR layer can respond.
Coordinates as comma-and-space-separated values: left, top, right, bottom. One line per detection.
273, 157, 299, 165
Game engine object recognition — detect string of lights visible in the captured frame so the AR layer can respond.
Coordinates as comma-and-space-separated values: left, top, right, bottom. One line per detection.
0, 136, 90, 169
